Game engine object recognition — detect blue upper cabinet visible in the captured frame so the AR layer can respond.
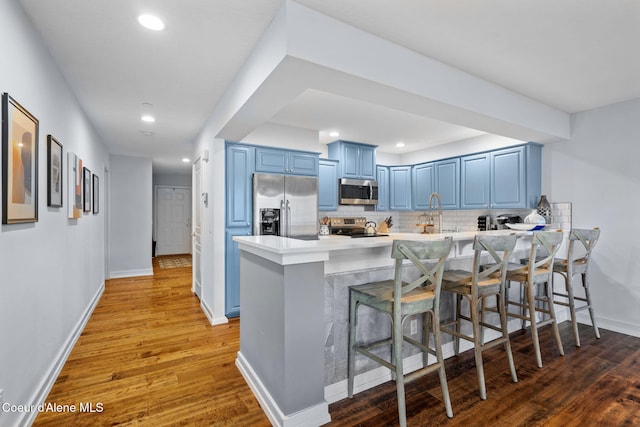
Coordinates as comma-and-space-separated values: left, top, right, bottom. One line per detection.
318, 159, 339, 211
327, 140, 376, 180
389, 166, 412, 210
491, 146, 526, 208
461, 152, 490, 209
461, 143, 542, 209
226, 143, 254, 228
435, 158, 460, 209
376, 165, 390, 211
411, 162, 434, 210
255, 146, 319, 176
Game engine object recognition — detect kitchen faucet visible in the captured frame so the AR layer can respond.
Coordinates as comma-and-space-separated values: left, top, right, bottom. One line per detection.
429, 192, 443, 233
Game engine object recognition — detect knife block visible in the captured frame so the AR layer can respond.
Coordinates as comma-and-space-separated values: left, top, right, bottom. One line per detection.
378, 222, 390, 233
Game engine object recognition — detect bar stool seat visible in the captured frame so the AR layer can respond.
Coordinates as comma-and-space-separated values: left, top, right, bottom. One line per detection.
440, 234, 518, 400
552, 227, 601, 346
348, 238, 454, 427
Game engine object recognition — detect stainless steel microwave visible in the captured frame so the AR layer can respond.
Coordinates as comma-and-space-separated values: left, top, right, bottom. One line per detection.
338, 178, 378, 205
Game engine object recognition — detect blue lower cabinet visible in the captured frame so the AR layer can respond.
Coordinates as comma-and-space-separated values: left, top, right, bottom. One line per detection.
225, 227, 251, 318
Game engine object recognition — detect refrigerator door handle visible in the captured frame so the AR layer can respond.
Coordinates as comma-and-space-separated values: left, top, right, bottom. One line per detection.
280, 199, 286, 237
285, 199, 291, 237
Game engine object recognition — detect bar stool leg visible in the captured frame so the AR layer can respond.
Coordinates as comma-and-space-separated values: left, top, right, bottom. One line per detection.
470, 296, 487, 400
583, 273, 601, 339
525, 281, 543, 368
454, 294, 462, 355
545, 280, 565, 357
432, 310, 453, 418
499, 289, 518, 383
347, 297, 357, 398
393, 309, 407, 427
562, 272, 581, 346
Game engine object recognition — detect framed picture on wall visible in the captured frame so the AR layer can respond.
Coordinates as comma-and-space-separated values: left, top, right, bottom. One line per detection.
83, 167, 91, 212
2, 93, 39, 224
67, 152, 82, 219
47, 135, 63, 208
92, 174, 99, 214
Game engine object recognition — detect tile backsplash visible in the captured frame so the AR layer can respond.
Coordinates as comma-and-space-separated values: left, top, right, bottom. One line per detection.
319, 202, 572, 233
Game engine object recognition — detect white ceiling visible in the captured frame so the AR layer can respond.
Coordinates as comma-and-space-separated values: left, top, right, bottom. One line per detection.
18, 0, 640, 174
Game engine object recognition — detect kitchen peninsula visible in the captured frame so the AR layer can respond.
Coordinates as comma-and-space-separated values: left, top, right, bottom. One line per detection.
234, 231, 532, 427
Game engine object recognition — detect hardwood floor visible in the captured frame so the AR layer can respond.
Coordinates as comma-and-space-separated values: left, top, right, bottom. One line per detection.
35, 259, 639, 426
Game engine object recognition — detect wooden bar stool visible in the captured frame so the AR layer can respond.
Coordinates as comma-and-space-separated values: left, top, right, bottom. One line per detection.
347, 238, 454, 426
440, 234, 518, 400
485, 230, 564, 368
552, 227, 601, 346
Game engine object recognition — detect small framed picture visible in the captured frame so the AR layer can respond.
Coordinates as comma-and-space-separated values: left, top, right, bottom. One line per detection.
47, 135, 63, 207
83, 167, 91, 212
2, 93, 39, 224
92, 174, 99, 214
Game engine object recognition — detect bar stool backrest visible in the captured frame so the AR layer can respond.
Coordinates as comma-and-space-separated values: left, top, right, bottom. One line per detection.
568, 228, 600, 267
389, 238, 453, 309
472, 234, 518, 287
526, 230, 564, 285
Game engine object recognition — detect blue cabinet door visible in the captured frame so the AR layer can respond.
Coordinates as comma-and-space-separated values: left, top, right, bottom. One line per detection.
289, 152, 319, 176
376, 165, 389, 211
412, 162, 434, 210
327, 141, 377, 179
225, 228, 251, 318
461, 153, 490, 209
358, 145, 376, 180
491, 146, 526, 208
341, 143, 360, 178
390, 166, 412, 210
256, 147, 319, 175
255, 147, 288, 174
226, 144, 254, 228
318, 159, 339, 211
436, 158, 460, 209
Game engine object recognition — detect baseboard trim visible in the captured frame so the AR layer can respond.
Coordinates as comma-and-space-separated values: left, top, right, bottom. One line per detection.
108, 268, 153, 279
200, 300, 228, 326
19, 282, 104, 427
236, 352, 331, 427
578, 312, 640, 338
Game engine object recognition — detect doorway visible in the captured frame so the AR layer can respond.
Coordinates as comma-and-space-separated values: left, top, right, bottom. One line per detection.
155, 186, 192, 256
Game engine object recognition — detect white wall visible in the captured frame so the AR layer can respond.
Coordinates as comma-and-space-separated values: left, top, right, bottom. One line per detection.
0, 1, 109, 425
109, 155, 153, 278
545, 98, 640, 336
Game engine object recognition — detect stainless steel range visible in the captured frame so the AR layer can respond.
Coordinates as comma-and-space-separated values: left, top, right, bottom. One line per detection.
329, 217, 388, 238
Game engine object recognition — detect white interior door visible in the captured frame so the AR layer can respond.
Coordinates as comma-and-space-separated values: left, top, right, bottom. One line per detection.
156, 187, 191, 256
192, 158, 202, 299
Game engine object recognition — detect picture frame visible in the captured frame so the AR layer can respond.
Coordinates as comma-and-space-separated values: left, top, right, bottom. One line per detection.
83, 167, 91, 212
67, 151, 82, 219
92, 174, 99, 214
2, 93, 39, 224
47, 135, 63, 207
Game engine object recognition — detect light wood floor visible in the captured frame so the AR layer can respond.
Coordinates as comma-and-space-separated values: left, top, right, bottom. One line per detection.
35, 258, 640, 426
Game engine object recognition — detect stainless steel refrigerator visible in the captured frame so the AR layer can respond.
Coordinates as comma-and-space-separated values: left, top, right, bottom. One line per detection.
253, 173, 318, 240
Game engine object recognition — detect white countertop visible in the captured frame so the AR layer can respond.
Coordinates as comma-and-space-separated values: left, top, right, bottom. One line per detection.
234, 230, 532, 267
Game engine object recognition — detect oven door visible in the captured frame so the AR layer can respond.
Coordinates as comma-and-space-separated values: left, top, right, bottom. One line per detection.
339, 178, 378, 205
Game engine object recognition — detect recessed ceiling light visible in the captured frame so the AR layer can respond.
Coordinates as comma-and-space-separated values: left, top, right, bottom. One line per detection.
181, 157, 191, 163
138, 14, 165, 31
141, 115, 155, 123
329, 131, 340, 137
396, 142, 405, 148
